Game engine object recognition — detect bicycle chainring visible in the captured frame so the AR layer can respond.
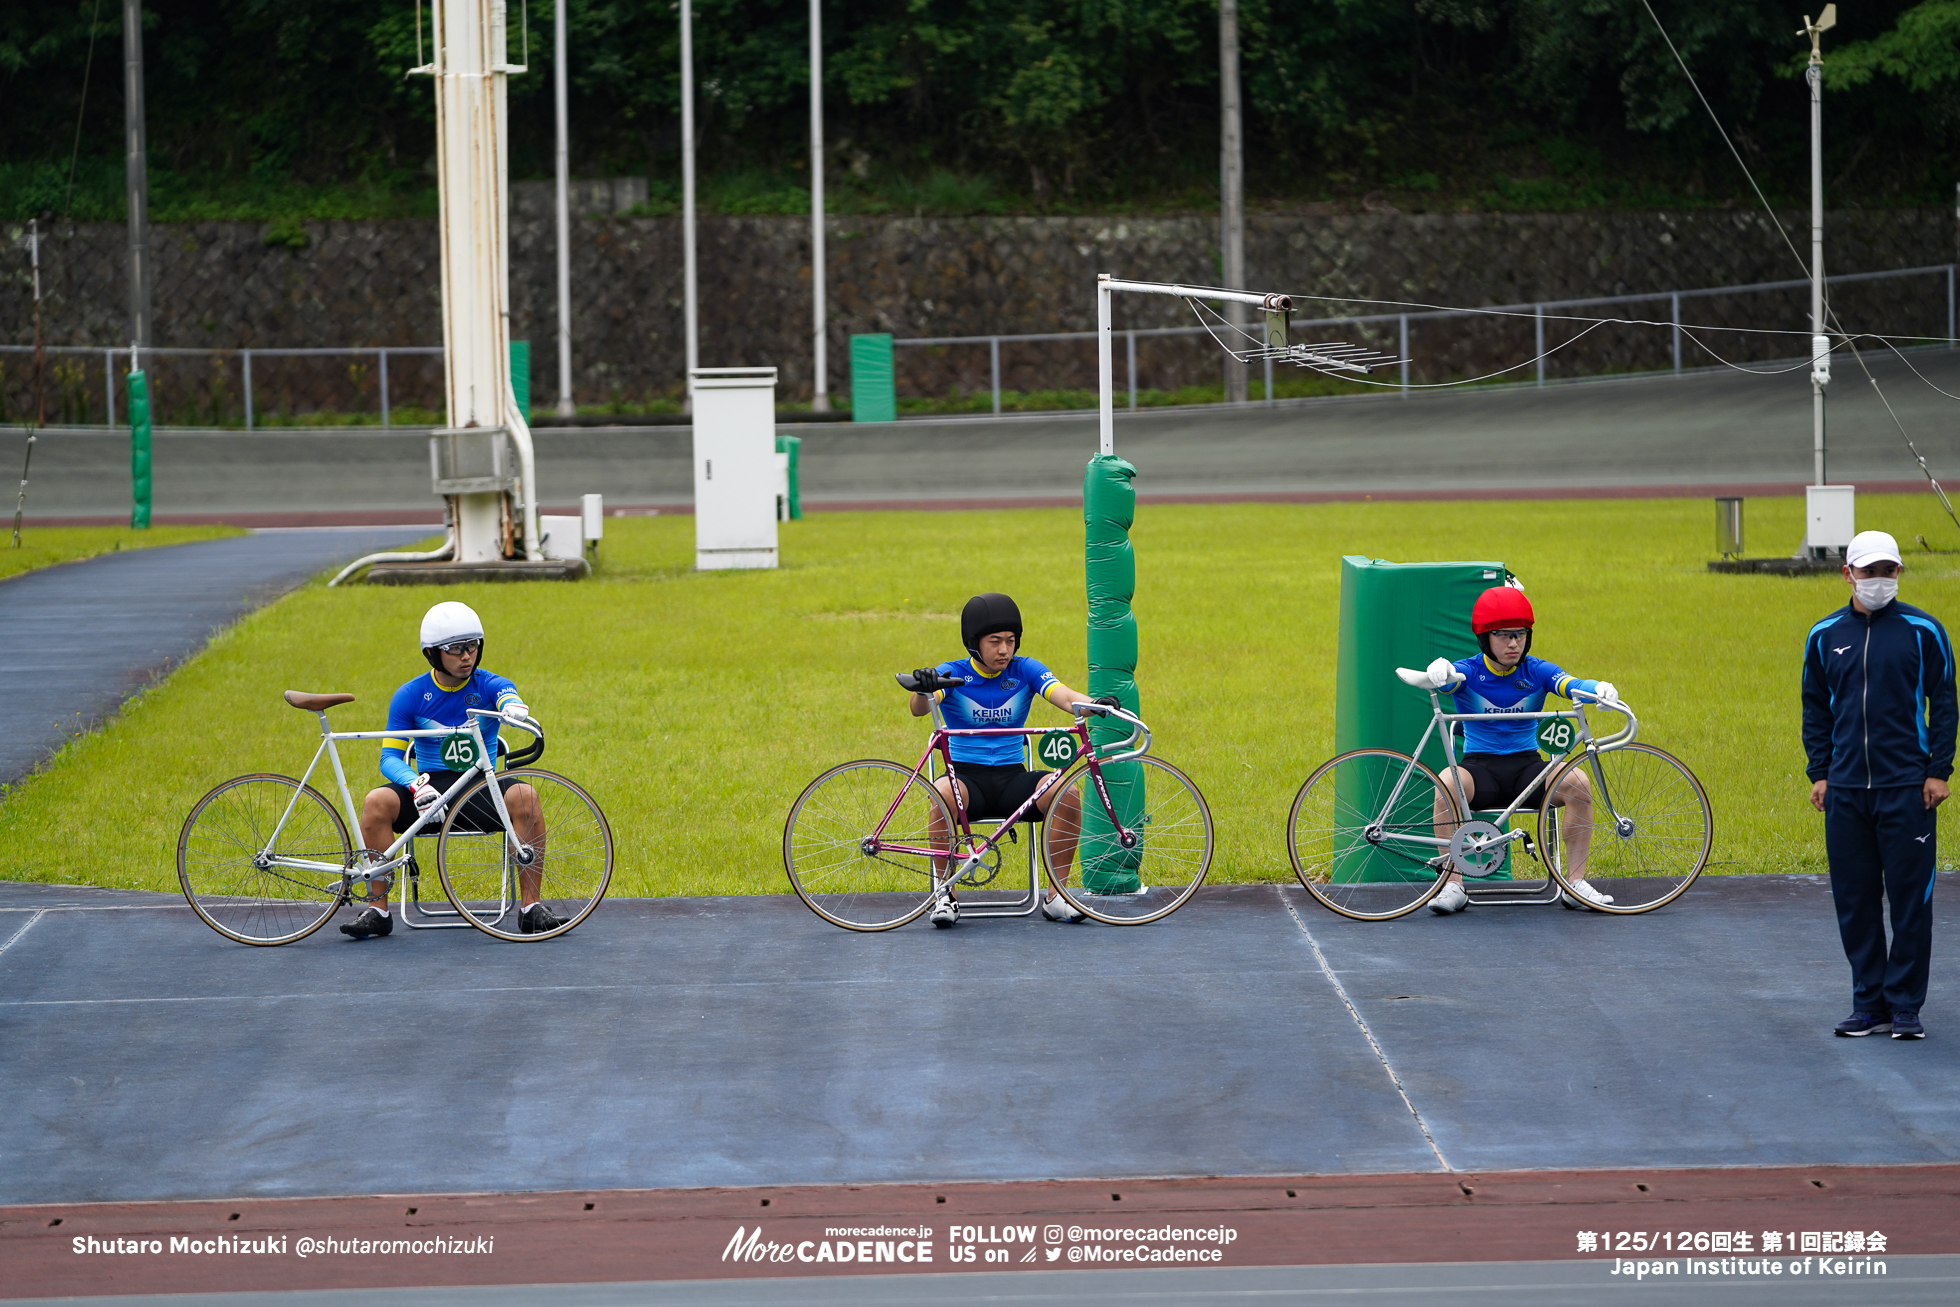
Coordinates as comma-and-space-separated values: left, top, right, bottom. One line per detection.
1448, 820, 1510, 879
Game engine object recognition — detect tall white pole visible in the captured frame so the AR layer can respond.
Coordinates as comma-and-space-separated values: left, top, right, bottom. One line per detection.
681, 0, 699, 402
1097, 276, 1114, 457
123, 0, 150, 355
1219, 0, 1246, 405
1805, 9, 1834, 488
809, 0, 829, 411
553, 0, 574, 416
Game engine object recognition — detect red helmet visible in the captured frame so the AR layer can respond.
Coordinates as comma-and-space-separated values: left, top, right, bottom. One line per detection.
1471, 586, 1534, 635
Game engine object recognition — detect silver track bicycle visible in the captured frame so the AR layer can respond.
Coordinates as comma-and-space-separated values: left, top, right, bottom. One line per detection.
177, 691, 613, 945
1288, 667, 1712, 921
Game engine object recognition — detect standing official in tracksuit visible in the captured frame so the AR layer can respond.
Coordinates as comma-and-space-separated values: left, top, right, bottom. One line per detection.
1804, 531, 1956, 1041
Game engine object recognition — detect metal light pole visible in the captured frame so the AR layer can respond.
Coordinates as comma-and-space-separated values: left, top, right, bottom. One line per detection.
681, 0, 699, 405
1803, 6, 1836, 487
809, 0, 829, 411
123, 0, 150, 357
553, 0, 574, 416
1219, 0, 1247, 405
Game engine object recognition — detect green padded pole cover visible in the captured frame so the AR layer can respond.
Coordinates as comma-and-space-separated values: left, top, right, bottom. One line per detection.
849, 334, 896, 423
509, 340, 530, 418
128, 370, 151, 530
775, 434, 802, 519
1334, 556, 1508, 882
1082, 454, 1144, 893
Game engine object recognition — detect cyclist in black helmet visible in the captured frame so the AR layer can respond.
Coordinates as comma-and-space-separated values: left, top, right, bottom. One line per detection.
905, 593, 1118, 926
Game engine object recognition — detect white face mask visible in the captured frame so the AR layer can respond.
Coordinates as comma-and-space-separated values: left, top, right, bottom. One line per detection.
1854, 577, 1899, 611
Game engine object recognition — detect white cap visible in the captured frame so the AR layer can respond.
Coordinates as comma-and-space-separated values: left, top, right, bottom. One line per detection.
1846, 530, 1902, 569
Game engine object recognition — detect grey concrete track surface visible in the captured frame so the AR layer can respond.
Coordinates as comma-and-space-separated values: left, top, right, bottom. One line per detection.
0, 528, 427, 785
3, 876, 1955, 1208
16, 351, 1960, 518
13, 1257, 1960, 1307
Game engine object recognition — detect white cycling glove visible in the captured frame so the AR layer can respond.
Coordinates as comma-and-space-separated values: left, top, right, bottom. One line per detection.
1425, 657, 1460, 689
1591, 681, 1620, 707
411, 775, 446, 817
501, 702, 531, 727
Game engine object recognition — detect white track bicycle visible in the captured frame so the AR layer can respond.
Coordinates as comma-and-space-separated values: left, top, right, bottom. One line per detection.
177, 691, 613, 945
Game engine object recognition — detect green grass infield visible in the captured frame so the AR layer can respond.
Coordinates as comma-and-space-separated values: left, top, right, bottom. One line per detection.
3, 495, 1955, 896
0, 525, 244, 583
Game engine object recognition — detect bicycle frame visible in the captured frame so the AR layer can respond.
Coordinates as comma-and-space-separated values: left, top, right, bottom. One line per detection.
1374, 684, 1639, 902
259, 706, 541, 928
866, 704, 1150, 913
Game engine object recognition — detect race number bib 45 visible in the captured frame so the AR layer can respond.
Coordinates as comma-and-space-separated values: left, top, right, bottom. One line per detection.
439, 732, 482, 770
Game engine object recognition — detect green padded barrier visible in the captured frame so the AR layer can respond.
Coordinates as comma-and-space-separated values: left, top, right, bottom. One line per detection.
849, 334, 896, 423
775, 434, 801, 519
128, 370, 151, 530
509, 340, 530, 418
1082, 454, 1144, 893
1333, 556, 1509, 882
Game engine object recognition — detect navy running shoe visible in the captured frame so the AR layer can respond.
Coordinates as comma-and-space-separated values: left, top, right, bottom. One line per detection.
1833, 1011, 1892, 1037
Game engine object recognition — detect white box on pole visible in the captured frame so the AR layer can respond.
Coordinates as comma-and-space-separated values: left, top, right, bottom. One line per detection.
581, 493, 604, 542
691, 367, 779, 570
1806, 484, 1856, 556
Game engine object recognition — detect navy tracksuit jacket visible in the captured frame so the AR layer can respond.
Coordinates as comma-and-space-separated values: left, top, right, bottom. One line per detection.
1803, 599, 1957, 1015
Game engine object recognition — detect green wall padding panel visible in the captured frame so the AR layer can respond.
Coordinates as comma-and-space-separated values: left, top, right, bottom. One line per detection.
1082, 454, 1144, 893
1333, 556, 1508, 882
128, 370, 151, 530
850, 334, 896, 423
510, 339, 530, 418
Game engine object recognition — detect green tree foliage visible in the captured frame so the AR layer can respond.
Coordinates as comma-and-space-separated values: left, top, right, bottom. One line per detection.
0, 0, 1950, 219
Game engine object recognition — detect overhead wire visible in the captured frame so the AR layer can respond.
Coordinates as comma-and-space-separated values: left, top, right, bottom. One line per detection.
61, 0, 106, 219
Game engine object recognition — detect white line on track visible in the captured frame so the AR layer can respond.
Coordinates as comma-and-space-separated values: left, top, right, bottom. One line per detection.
0, 904, 185, 911
0, 909, 46, 957
1277, 885, 1452, 1172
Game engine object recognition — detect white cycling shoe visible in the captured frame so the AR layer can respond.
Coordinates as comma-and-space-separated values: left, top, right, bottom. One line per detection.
1042, 892, 1085, 923
1560, 879, 1615, 911
1429, 880, 1468, 914
928, 893, 960, 927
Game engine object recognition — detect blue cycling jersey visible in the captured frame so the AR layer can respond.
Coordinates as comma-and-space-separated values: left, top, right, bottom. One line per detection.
380, 670, 525, 787
1448, 654, 1599, 755
931, 655, 1059, 766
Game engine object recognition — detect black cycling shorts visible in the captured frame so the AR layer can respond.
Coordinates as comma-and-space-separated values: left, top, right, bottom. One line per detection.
385, 770, 526, 834
949, 763, 1055, 823
1457, 751, 1553, 813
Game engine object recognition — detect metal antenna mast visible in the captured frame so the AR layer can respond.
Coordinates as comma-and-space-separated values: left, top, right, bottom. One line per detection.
1802, 5, 1836, 487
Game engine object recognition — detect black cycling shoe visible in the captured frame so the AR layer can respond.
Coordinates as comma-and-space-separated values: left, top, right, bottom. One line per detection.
339, 907, 392, 939
520, 902, 569, 935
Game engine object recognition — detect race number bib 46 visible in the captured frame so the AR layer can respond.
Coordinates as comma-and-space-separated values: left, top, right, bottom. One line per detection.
1037, 730, 1081, 769
439, 732, 481, 770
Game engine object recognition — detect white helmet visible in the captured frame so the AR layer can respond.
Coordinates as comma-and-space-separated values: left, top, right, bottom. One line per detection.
420, 602, 484, 667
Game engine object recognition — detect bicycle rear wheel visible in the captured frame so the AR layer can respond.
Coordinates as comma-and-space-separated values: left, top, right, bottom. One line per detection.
784, 760, 952, 930
178, 773, 351, 945
1542, 744, 1712, 913
1289, 749, 1460, 921
1043, 756, 1213, 925
437, 769, 613, 941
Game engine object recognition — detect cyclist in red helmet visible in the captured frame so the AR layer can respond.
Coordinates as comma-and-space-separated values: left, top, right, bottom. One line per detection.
1420, 584, 1621, 913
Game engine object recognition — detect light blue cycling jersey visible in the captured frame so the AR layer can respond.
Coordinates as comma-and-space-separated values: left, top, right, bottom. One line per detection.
380, 670, 525, 786
1448, 654, 1599, 755
931, 655, 1059, 766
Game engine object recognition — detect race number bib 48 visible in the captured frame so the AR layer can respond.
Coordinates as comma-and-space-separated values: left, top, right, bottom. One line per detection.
1537, 716, 1577, 756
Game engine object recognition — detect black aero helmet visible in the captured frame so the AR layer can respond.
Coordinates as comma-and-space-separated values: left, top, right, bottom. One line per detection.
961, 593, 1023, 657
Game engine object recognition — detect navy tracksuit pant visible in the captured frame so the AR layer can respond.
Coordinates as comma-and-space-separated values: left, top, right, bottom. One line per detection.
1824, 785, 1938, 1015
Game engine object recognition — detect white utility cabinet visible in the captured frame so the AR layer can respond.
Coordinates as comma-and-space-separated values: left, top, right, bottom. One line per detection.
1806, 484, 1856, 557
691, 367, 779, 570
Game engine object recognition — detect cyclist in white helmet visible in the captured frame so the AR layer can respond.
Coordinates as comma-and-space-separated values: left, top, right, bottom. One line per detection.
343, 602, 558, 937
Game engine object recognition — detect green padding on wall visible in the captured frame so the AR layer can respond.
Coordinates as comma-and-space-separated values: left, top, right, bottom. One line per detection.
850, 334, 896, 423
128, 370, 151, 530
1082, 454, 1144, 893
510, 340, 530, 418
1334, 556, 1508, 882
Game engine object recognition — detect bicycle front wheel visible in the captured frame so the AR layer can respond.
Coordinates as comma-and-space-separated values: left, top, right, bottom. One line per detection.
1289, 749, 1460, 921
177, 773, 351, 945
437, 769, 614, 941
1044, 756, 1213, 925
785, 760, 953, 930
1542, 744, 1712, 914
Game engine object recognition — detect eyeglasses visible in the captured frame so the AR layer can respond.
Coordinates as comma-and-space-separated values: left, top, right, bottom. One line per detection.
1488, 628, 1530, 641
435, 640, 481, 656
